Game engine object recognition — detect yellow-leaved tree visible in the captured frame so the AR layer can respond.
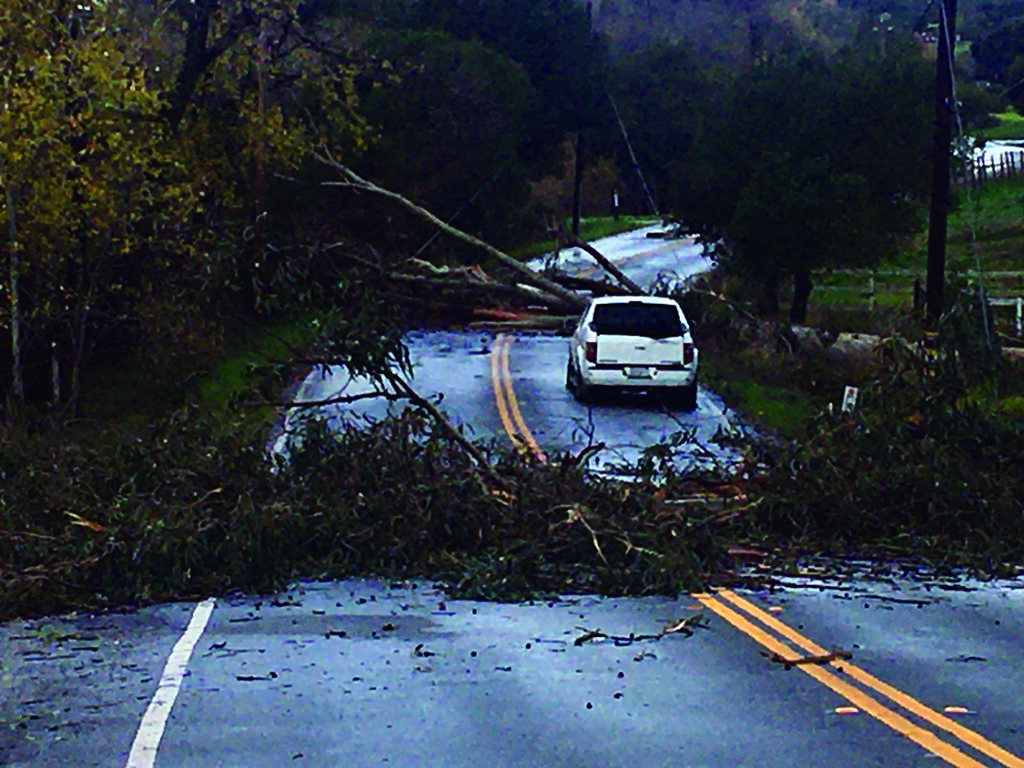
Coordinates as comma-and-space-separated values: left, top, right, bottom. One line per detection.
1, 0, 365, 415
1, 0, 200, 411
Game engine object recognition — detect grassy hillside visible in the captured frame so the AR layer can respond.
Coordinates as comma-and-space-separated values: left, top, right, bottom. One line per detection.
978, 110, 1024, 140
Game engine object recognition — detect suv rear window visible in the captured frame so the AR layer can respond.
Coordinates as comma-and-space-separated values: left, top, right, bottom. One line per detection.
592, 302, 683, 339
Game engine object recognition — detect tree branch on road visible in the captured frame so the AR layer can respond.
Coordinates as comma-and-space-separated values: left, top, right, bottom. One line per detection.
381, 368, 510, 491
561, 235, 646, 295
265, 361, 510, 491
256, 389, 402, 409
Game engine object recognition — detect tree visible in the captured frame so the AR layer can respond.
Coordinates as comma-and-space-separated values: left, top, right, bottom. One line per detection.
972, 18, 1024, 86
0, 0, 193, 410
676, 49, 933, 322
1005, 53, 1024, 112
355, 30, 537, 251
147, 0, 369, 315
729, 155, 876, 318
406, 0, 609, 170
0, 0, 370, 413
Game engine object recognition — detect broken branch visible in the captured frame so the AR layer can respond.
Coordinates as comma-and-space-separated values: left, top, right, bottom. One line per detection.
381, 368, 510, 491
573, 614, 709, 646
760, 649, 853, 670
256, 390, 402, 409
562, 235, 645, 295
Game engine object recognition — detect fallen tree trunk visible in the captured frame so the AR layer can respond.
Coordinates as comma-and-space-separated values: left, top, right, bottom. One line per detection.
562, 235, 645, 295
327, 244, 579, 314
385, 272, 577, 312
316, 153, 587, 310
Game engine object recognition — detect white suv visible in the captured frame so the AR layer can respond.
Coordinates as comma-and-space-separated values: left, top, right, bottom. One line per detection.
566, 296, 699, 409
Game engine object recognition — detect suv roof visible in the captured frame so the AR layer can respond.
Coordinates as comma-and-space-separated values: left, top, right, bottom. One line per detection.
589, 295, 677, 306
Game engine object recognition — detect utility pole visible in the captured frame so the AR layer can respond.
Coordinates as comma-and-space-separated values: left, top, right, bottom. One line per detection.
925, 0, 958, 324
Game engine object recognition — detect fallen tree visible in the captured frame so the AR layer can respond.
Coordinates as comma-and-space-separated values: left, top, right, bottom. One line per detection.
0, 397, 738, 620
315, 152, 652, 315
316, 152, 588, 310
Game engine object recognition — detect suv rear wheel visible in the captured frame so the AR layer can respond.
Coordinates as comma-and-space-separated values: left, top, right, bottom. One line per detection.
568, 362, 594, 403
676, 382, 698, 411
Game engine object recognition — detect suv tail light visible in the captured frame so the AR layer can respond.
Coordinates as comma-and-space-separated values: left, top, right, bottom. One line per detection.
683, 342, 694, 364
585, 341, 597, 364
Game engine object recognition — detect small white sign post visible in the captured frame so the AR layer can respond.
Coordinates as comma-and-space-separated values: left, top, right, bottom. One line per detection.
841, 386, 859, 414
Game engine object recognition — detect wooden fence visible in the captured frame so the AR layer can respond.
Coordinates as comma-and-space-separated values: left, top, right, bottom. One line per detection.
811, 269, 1024, 335
961, 150, 1024, 186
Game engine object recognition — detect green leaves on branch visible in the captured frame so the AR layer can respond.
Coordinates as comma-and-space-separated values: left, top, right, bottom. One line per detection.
0, 403, 723, 620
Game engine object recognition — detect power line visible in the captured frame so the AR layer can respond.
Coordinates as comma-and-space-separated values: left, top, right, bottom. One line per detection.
941, 0, 992, 344
606, 89, 660, 217
412, 172, 499, 259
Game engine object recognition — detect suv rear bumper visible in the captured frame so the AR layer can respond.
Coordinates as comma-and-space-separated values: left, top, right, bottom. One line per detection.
580, 364, 697, 389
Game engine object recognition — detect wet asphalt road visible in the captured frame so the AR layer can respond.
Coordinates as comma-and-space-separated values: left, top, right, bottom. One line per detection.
280, 329, 737, 472
276, 226, 729, 470
3, 577, 1024, 767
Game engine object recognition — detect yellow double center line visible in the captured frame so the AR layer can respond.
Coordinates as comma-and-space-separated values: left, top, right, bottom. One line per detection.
696, 590, 1024, 768
490, 333, 546, 462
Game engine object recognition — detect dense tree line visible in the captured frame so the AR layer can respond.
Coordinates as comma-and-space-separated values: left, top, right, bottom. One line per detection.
676, 49, 935, 321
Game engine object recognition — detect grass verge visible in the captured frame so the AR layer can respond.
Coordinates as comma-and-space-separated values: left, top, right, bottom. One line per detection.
976, 110, 1024, 141
700, 350, 821, 440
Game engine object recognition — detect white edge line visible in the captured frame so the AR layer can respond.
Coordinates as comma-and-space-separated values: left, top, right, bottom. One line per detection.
125, 598, 216, 768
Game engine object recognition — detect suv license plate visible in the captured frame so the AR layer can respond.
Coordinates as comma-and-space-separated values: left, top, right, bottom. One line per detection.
626, 367, 652, 379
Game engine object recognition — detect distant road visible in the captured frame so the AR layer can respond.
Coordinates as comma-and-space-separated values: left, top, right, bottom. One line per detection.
528, 224, 713, 291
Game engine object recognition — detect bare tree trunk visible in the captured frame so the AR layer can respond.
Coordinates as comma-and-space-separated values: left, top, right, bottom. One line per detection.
3, 179, 23, 402
164, 0, 257, 127
251, 18, 269, 315
327, 247, 582, 312
69, 295, 90, 416
51, 341, 60, 409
